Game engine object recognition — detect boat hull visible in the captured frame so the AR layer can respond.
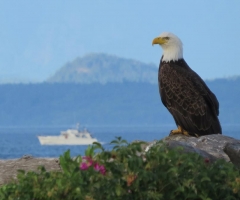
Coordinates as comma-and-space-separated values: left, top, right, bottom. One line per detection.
38, 136, 98, 145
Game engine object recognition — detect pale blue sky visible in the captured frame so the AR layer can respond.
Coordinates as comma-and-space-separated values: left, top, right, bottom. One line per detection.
0, 1, 240, 82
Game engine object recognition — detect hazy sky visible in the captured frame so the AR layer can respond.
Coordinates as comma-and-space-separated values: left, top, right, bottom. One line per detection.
0, 1, 240, 82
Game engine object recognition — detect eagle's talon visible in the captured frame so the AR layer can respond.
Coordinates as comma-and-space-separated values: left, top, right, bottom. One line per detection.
169, 126, 190, 136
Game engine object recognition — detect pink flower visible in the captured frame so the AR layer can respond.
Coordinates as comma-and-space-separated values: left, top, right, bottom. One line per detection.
80, 156, 93, 170
99, 166, 106, 175
94, 163, 106, 175
80, 156, 106, 175
80, 162, 89, 170
82, 156, 93, 163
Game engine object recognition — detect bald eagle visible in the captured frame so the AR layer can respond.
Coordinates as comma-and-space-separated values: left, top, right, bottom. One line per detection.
152, 32, 222, 136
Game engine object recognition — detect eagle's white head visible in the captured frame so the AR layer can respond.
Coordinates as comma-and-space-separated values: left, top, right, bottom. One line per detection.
152, 32, 183, 62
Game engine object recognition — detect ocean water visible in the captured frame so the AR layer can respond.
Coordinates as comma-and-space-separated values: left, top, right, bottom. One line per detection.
0, 124, 239, 159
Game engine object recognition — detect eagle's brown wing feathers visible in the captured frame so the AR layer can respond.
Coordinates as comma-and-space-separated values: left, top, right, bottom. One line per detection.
159, 59, 222, 136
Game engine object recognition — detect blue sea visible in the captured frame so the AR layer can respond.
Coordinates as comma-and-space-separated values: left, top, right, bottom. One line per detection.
0, 124, 239, 159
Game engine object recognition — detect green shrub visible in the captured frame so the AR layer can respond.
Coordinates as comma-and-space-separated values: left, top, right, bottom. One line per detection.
1, 137, 240, 200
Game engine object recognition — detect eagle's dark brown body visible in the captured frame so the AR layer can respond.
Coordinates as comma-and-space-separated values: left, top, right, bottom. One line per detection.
159, 57, 222, 136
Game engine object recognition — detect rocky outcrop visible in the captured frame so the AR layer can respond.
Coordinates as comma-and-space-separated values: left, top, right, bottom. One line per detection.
224, 143, 240, 167
146, 134, 240, 165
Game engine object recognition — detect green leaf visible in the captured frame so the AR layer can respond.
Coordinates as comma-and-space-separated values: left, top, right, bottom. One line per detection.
85, 145, 94, 157
201, 177, 211, 182
110, 140, 119, 144
93, 142, 104, 151
115, 184, 122, 196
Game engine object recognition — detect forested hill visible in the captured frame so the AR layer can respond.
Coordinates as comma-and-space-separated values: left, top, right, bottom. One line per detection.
0, 77, 239, 127
47, 53, 158, 84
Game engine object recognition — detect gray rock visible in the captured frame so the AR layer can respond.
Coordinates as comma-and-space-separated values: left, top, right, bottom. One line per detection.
224, 143, 240, 167
145, 134, 240, 165
165, 140, 217, 162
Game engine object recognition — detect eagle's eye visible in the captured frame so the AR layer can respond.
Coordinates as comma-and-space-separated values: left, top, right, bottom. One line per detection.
164, 37, 170, 40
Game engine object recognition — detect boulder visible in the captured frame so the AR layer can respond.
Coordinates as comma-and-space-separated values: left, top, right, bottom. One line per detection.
145, 134, 240, 165
224, 143, 240, 167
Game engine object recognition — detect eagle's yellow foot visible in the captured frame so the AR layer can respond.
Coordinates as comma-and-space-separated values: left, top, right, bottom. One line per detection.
169, 126, 189, 136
